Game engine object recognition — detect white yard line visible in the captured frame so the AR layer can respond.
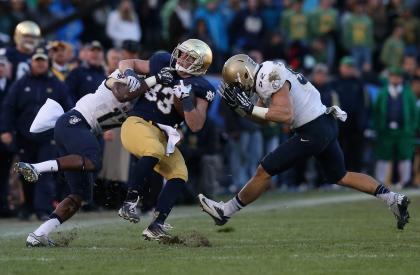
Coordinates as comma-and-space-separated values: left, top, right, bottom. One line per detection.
1, 189, 419, 238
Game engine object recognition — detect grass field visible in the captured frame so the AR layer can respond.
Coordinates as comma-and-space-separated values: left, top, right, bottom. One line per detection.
1, 189, 420, 275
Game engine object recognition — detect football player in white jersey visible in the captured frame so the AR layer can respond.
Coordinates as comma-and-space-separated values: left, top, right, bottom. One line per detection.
15, 66, 174, 247
199, 54, 410, 230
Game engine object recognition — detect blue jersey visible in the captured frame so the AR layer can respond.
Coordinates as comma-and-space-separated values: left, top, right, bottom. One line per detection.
130, 52, 216, 127
0, 47, 32, 81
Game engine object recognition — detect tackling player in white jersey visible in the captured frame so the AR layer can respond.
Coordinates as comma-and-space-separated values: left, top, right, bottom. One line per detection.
15, 66, 174, 247
199, 54, 410, 230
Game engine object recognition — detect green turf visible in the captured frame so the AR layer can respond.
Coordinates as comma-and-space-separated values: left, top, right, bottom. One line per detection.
1, 190, 419, 275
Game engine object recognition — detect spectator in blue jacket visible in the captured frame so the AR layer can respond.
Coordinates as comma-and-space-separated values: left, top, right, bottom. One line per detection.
65, 41, 106, 104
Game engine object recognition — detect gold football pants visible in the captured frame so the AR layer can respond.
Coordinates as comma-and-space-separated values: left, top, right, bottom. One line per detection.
121, 116, 188, 181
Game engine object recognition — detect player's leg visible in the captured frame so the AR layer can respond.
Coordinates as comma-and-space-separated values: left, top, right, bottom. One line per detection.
317, 137, 410, 230
199, 133, 317, 225
199, 114, 336, 225
26, 112, 102, 247
15, 111, 100, 181
142, 147, 188, 240
119, 117, 165, 223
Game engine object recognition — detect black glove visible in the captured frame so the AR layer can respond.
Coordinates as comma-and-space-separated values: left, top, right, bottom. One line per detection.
156, 67, 175, 85
123, 69, 141, 92
235, 89, 254, 115
218, 81, 238, 108
218, 82, 253, 116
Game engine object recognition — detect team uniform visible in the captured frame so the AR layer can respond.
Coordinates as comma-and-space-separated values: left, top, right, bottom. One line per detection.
0, 47, 32, 81
54, 69, 133, 199
255, 61, 346, 183
121, 52, 215, 182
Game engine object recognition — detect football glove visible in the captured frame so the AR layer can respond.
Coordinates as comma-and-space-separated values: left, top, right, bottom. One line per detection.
173, 80, 192, 99
156, 67, 175, 85
235, 89, 254, 115
218, 82, 253, 116
123, 69, 141, 92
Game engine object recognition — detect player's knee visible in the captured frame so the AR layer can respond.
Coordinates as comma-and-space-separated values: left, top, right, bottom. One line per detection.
254, 165, 272, 181
334, 171, 349, 185
82, 154, 102, 172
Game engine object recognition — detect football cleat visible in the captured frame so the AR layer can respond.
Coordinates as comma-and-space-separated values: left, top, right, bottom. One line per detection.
389, 194, 410, 230
14, 162, 40, 183
26, 232, 55, 247
198, 194, 229, 226
142, 222, 171, 241
118, 197, 140, 223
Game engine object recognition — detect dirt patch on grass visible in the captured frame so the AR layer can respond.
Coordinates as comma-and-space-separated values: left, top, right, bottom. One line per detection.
158, 231, 211, 247
216, 227, 235, 233
54, 229, 78, 247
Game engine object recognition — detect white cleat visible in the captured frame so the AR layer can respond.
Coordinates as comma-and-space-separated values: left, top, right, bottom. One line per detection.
198, 194, 229, 226
14, 162, 40, 183
26, 232, 55, 247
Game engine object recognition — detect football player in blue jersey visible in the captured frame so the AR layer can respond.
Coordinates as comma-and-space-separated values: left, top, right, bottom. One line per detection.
118, 39, 216, 240
0, 21, 42, 82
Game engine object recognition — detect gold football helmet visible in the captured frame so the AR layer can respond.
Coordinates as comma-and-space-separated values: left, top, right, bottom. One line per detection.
14, 21, 41, 52
222, 54, 260, 96
171, 39, 212, 76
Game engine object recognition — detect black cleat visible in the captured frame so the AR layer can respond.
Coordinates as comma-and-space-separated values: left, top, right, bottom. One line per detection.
118, 197, 140, 223
389, 194, 410, 230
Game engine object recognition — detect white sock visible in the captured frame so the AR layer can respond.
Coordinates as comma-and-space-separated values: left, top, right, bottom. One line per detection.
33, 218, 61, 236
377, 192, 397, 207
32, 160, 59, 173
223, 195, 245, 217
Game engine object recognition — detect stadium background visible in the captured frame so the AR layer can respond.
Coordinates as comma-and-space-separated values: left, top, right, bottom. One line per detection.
0, 0, 419, 221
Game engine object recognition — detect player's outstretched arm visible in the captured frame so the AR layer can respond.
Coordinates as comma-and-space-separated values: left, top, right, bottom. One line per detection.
118, 59, 150, 75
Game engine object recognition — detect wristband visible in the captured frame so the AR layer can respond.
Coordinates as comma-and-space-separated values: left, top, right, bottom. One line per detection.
144, 76, 157, 88
251, 106, 268, 119
181, 96, 195, 112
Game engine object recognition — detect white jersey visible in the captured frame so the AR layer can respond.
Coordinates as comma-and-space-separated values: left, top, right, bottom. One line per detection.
74, 69, 133, 134
255, 61, 326, 128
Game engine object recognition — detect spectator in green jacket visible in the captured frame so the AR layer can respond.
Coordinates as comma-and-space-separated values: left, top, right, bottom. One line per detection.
396, 6, 420, 57
380, 24, 405, 68
374, 67, 419, 189
342, 0, 374, 72
280, 0, 309, 44
309, 0, 338, 68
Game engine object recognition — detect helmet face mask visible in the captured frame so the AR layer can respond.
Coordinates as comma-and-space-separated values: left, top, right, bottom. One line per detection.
170, 39, 212, 76
19, 34, 41, 52
222, 54, 259, 97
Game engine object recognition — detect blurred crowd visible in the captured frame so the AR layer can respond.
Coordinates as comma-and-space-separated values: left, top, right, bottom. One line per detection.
0, 0, 419, 220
